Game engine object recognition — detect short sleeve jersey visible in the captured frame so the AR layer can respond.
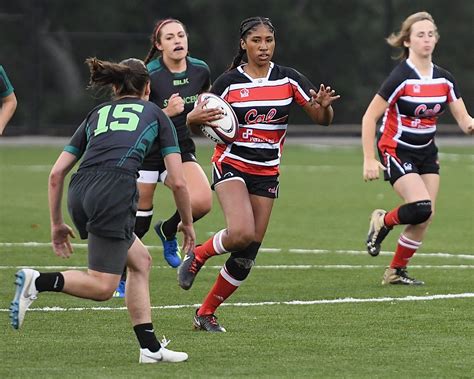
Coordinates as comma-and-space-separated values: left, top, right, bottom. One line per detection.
64, 97, 180, 173
377, 59, 461, 150
0, 65, 14, 98
147, 56, 211, 142
210, 62, 315, 176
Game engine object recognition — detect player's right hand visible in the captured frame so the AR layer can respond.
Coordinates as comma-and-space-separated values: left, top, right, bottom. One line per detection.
165, 93, 185, 117
363, 158, 385, 182
51, 223, 76, 258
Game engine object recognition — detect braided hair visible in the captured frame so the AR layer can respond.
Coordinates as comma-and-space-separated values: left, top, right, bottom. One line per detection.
227, 16, 275, 72
144, 18, 187, 65
85, 57, 149, 98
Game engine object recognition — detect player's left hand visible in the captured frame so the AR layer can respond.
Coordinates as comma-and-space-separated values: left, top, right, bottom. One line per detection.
51, 223, 76, 258
177, 222, 196, 255
310, 84, 340, 108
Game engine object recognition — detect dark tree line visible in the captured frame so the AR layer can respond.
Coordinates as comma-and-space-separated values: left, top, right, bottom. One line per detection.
1, 0, 472, 135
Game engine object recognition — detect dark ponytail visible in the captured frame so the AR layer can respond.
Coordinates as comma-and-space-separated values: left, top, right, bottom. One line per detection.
85, 57, 149, 98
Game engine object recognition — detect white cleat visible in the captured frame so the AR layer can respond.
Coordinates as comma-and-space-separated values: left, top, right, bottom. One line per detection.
10, 269, 40, 330
139, 337, 188, 363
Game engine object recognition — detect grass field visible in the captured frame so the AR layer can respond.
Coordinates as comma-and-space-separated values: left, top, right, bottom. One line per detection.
1, 142, 473, 378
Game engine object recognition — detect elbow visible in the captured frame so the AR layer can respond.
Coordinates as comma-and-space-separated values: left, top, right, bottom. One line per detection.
166, 175, 187, 193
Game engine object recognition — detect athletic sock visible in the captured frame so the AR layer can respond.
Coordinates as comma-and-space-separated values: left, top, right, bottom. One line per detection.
194, 229, 227, 263
390, 234, 422, 268
35, 272, 64, 292
383, 206, 401, 228
133, 323, 161, 352
135, 208, 153, 239
161, 211, 181, 239
197, 267, 242, 316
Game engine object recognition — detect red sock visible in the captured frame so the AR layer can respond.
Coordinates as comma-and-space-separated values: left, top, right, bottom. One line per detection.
197, 266, 242, 316
390, 234, 421, 268
195, 229, 227, 263
384, 206, 401, 228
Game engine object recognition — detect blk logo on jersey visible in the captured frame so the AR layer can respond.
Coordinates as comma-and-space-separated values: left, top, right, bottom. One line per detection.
173, 78, 189, 86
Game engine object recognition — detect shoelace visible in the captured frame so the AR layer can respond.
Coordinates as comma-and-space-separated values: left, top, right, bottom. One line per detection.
206, 315, 219, 326
160, 336, 170, 348
189, 258, 202, 274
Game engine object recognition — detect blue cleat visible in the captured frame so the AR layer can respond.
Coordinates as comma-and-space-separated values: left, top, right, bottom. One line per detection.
10, 269, 40, 330
113, 280, 126, 298
154, 220, 181, 268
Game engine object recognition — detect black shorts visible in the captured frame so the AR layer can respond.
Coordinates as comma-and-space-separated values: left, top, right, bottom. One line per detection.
377, 142, 440, 185
87, 233, 135, 275
211, 162, 279, 199
67, 168, 139, 241
140, 137, 197, 172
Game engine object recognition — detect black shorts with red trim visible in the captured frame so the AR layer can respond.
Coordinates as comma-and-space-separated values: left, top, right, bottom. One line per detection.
211, 162, 279, 199
377, 142, 439, 185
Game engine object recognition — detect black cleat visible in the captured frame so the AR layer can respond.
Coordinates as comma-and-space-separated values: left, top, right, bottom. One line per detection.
178, 251, 203, 290
367, 209, 392, 256
193, 311, 226, 333
382, 267, 424, 285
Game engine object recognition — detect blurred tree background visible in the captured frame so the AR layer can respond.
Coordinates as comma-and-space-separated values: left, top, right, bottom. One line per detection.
1, 0, 472, 136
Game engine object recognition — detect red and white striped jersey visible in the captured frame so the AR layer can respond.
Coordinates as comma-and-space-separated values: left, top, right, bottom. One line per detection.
210, 62, 315, 176
378, 59, 461, 151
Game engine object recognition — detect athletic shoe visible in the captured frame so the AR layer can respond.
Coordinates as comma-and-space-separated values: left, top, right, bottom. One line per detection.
10, 269, 40, 330
366, 209, 392, 257
113, 280, 126, 298
178, 251, 203, 290
154, 220, 181, 268
193, 311, 226, 333
382, 267, 424, 285
139, 336, 188, 363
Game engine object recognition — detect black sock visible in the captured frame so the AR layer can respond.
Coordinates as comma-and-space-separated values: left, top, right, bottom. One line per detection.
133, 323, 161, 352
120, 268, 127, 281
35, 272, 65, 292
161, 211, 181, 239
162, 211, 203, 239
135, 208, 153, 239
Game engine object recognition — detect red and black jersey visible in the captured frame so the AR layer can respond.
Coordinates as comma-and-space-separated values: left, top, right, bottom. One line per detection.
378, 59, 461, 152
210, 62, 315, 176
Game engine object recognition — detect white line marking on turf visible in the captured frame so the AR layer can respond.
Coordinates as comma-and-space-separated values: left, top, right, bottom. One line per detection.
1, 293, 473, 313
1, 242, 473, 260
1, 264, 473, 270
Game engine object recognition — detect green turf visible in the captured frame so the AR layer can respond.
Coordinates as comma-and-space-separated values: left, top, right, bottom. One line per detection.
0, 143, 473, 378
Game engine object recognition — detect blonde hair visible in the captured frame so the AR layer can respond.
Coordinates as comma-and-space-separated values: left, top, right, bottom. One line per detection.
386, 11, 439, 60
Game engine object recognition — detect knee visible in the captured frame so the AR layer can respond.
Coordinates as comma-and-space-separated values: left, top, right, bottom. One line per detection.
94, 282, 118, 301
400, 200, 432, 225
128, 249, 152, 274
226, 227, 254, 251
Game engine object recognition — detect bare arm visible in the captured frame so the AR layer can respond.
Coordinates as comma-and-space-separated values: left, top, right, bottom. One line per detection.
448, 98, 474, 135
48, 151, 77, 258
163, 152, 196, 253
0, 92, 17, 135
302, 84, 340, 126
361, 94, 389, 181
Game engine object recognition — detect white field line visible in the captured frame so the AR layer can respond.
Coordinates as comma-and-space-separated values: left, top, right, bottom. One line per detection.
1, 242, 473, 260
1, 293, 473, 313
1, 264, 473, 270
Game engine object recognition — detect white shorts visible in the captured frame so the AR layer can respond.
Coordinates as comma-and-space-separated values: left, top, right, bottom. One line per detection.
137, 169, 168, 184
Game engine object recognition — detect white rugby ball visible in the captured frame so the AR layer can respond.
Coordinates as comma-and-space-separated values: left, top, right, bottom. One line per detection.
197, 93, 239, 144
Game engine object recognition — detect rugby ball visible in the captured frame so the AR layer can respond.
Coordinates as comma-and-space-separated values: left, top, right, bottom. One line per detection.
197, 93, 239, 144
